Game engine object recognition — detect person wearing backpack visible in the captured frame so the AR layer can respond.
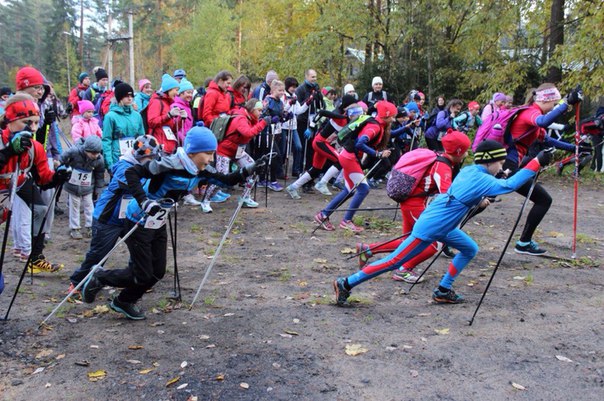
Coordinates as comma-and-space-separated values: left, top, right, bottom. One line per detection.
173, 78, 194, 145
67, 72, 90, 121
147, 74, 181, 155
314, 100, 396, 233
102, 83, 145, 171
425, 99, 463, 151
504, 83, 584, 256
201, 70, 234, 126
356, 130, 471, 283
83, 68, 108, 106
452, 101, 482, 133
362, 76, 388, 111
134, 79, 153, 114
481, 92, 507, 121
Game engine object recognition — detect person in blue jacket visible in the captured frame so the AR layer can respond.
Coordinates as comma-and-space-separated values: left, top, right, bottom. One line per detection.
81, 125, 263, 320
333, 140, 554, 306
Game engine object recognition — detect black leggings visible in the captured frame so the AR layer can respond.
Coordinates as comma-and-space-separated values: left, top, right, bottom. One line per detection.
504, 161, 552, 243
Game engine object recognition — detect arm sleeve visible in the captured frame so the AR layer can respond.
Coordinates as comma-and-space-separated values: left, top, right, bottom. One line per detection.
534, 102, 569, 128
102, 115, 115, 169
319, 109, 346, 120
543, 135, 575, 151
432, 161, 453, 193
355, 135, 377, 156
71, 121, 83, 142
451, 113, 468, 130
124, 163, 156, 205
32, 142, 55, 185
435, 111, 450, 130
147, 99, 171, 129
197, 168, 245, 187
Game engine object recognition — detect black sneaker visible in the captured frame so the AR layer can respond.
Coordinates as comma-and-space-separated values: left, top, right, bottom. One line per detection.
109, 298, 146, 320
514, 241, 547, 256
82, 274, 104, 304
333, 278, 351, 306
432, 287, 464, 304
442, 246, 456, 258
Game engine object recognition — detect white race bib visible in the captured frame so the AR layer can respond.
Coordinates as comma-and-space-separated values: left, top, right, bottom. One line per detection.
309, 114, 316, 128
163, 126, 177, 142
236, 146, 245, 159
144, 207, 170, 230
69, 169, 92, 187
118, 196, 132, 219
119, 138, 135, 155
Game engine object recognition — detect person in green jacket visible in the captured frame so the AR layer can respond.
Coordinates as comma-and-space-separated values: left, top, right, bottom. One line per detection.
102, 83, 145, 170
134, 79, 152, 113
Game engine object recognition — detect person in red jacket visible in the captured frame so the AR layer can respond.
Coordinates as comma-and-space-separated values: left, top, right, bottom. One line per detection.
200, 70, 233, 126
67, 72, 90, 121
231, 75, 252, 110
0, 94, 72, 273
146, 74, 181, 155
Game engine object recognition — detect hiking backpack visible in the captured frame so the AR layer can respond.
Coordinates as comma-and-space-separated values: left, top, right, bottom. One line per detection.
336, 114, 374, 146
472, 105, 534, 151
386, 148, 451, 203
209, 114, 236, 142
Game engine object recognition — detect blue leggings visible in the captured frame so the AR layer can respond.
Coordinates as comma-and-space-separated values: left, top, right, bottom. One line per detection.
321, 183, 370, 221
347, 228, 479, 290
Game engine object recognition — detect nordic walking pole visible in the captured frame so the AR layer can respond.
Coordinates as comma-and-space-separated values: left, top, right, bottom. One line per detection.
167, 205, 181, 300
39, 215, 147, 327
265, 124, 277, 208
572, 100, 581, 259
189, 177, 256, 310
0, 156, 21, 284
345, 231, 411, 260
468, 170, 542, 326
311, 159, 385, 236
330, 206, 400, 213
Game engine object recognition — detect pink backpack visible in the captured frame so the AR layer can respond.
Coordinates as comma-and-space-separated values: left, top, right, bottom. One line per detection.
472, 105, 536, 151
386, 149, 451, 203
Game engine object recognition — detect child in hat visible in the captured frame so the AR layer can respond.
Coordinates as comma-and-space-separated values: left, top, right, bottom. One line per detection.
71, 100, 102, 142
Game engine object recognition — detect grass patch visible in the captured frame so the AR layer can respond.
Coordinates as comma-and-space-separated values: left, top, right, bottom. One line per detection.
576, 233, 597, 244
190, 224, 200, 233
278, 269, 292, 282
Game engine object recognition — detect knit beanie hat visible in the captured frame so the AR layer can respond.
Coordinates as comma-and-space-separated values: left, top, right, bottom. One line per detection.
114, 83, 134, 103
138, 79, 151, 92
3, 94, 40, 122
340, 94, 357, 110
133, 135, 160, 160
0, 87, 13, 98
375, 100, 397, 119
474, 140, 507, 164
77, 100, 95, 114
441, 130, 471, 157
372, 76, 383, 86
468, 101, 480, 111
184, 125, 217, 154
178, 78, 194, 94
343, 84, 355, 94
173, 69, 186, 79
161, 73, 180, 93
15, 67, 44, 91
83, 135, 102, 153
265, 70, 278, 85
405, 101, 419, 114
95, 68, 108, 81
78, 72, 89, 83
492, 92, 507, 103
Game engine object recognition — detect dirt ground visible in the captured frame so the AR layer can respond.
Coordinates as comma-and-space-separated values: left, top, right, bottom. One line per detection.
0, 171, 602, 401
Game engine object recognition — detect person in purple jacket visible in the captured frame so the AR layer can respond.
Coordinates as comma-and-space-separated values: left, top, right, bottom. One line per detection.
424, 99, 463, 151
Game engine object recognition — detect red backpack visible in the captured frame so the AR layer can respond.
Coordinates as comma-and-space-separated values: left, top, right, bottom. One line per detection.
386, 148, 451, 203
472, 105, 536, 151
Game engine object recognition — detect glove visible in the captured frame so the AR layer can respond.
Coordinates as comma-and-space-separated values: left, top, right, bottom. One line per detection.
305, 95, 314, 105
271, 116, 280, 124
304, 127, 314, 139
536, 148, 555, 167
53, 165, 72, 184
286, 112, 294, 120
579, 143, 592, 154
44, 108, 56, 124
168, 107, 181, 118
288, 97, 297, 106
566, 85, 583, 105
141, 199, 162, 216
179, 109, 188, 118
9, 131, 33, 155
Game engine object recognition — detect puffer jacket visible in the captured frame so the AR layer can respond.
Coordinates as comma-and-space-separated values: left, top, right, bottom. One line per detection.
172, 96, 193, 144
102, 103, 145, 170
147, 92, 178, 154
60, 143, 105, 196
217, 108, 267, 158
71, 117, 102, 142
201, 81, 233, 126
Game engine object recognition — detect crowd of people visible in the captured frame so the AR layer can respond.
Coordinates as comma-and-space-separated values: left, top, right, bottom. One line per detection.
0, 63, 600, 316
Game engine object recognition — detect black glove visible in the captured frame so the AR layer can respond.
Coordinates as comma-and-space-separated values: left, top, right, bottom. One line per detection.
141, 199, 161, 216
288, 97, 297, 106
65, 102, 73, 115
536, 148, 555, 167
566, 85, 583, 105
8, 131, 33, 155
579, 143, 592, 154
44, 108, 56, 124
52, 165, 72, 185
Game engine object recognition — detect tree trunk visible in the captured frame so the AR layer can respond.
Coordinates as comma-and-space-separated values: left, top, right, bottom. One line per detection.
546, 0, 564, 83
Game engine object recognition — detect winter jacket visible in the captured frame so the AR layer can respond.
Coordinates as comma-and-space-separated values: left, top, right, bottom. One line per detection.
68, 83, 89, 117
102, 103, 145, 170
147, 92, 178, 154
252, 82, 270, 101
295, 81, 325, 129
173, 96, 193, 144
425, 109, 451, 139
82, 83, 105, 103
362, 90, 388, 109
280, 92, 302, 131
217, 108, 267, 158
0, 128, 55, 189
71, 117, 102, 142
60, 144, 105, 196
201, 81, 233, 126
232, 88, 247, 109
134, 92, 151, 113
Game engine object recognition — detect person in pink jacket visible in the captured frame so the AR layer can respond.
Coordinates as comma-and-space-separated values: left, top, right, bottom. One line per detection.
71, 100, 102, 142
173, 78, 194, 145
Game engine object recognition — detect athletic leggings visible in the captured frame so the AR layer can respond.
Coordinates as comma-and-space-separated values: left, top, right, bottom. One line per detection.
504, 160, 552, 243
15, 178, 48, 258
346, 228, 478, 290
368, 206, 440, 270
321, 150, 369, 222
305, 136, 341, 180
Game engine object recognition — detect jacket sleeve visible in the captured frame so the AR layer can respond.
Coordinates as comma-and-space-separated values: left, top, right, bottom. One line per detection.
124, 162, 156, 205
32, 141, 55, 185
201, 91, 218, 124
102, 114, 115, 169
147, 99, 171, 129
197, 168, 245, 187
68, 88, 79, 107
71, 120, 83, 142
230, 115, 267, 141
534, 102, 569, 128
436, 111, 450, 130
93, 159, 106, 188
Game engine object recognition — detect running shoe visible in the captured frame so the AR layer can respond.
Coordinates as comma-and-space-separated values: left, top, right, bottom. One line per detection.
200, 201, 213, 214
109, 297, 146, 320
216, 190, 231, 199
256, 180, 268, 188
333, 278, 351, 306
392, 268, 425, 283
442, 245, 456, 258
268, 181, 284, 192
339, 219, 364, 233
514, 240, 547, 256
314, 181, 332, 195
314, 212, 335, 231
70, 229, 83, 240
286, 185, 301, 200
432, 287, 464, 304
209, 194, 228, 203
241, 196, 259, 208
356, 242, 371, 268
183, 194, 202, 206
28, 255, 63, 274
82, 274, 104, 304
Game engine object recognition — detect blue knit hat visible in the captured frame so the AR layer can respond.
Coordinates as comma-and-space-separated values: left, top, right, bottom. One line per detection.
173, 69, 186, 79
178, 78, 194, 94
184, 125, 217, 153
405, 101, 420, 114
78, 72, 89, 83
161, 73, 180, 93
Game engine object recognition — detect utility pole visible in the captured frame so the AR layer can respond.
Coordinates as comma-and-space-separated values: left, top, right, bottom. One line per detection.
107, 5, 113, 82
128, 11, 135, 84
79, 0, 84, 69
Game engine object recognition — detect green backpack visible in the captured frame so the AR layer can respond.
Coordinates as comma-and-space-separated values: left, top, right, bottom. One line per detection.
336, 114, 374, 145
209, 114, 236, 142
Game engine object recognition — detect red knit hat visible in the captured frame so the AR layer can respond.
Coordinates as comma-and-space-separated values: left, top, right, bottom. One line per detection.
15, 67, 45, 91
441, 129, 471, 157
468, 101, 480, 111
4, 97, 40, 123
375, 100, 397, 119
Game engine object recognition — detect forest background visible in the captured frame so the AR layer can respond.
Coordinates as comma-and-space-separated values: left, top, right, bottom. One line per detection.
0, 0, 602, 108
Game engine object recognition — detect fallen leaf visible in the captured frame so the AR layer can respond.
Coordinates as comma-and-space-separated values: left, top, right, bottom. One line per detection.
284, 330, 299, 336
434, 328, 450, 335
467, 280, 477, 287
206, 344, 216, 348
223, 313, 235, 317
150, 322, 165, 327
82, 310, 94, 318
199, 335, 210, 340
279, 333, 293, 338
128, 345, 144, 350
87, 370, 106, 381
215, 374, 225, 381
240, 382, 249, 389
126, 360, 141, 364
32, 367, 45, 375
55, 354, 65, 360
166, 376, 180, 387
93, 305, 110, 314
345, 344, 368, 356
139, 368, 154, 374
293, 319, 300, 323
313, 258, 328, 264
417, 313, 431, 317
180, 361, 188, 368
548, 231, 564, 238
511, 382, 526, 390
152, 362, 160, 367
35, 349, 53, 359
340, 247, 356, 254
177, 383, 188, 390
555, 355, 573, 363
45, 383, 51, 388
67, 317, 78, 323
513, 276, 526, 280
298, 281, 308, 287
90, 345, 99, 349
186, 396, 198, 401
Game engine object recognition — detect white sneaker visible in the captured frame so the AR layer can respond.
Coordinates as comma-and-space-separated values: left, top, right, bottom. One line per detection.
200, 201, 213, 213
183, 194, 202, 206
241, 196, 259, 208
314, 181, 332, 195
285, 185, 301, 200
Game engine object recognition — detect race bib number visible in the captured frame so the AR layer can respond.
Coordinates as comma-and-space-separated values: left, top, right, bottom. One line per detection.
236, 146, 245, 159
69, 169, 92, 187
119, 138, 135, 155
118, 196, 132, 219
163, 126, 177, 142
144, 207, 170, 230
309, 114, 316, 128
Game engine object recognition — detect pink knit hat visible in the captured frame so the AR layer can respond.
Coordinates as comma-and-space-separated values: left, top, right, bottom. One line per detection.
138, 79, 151, 92
77, 100, 95, 114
